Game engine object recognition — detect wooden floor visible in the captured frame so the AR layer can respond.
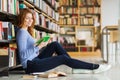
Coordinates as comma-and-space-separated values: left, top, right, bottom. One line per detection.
68, 51, 102, 59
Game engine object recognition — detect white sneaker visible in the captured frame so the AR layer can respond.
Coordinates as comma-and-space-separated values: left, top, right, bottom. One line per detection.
93, 64, 111, 73
72, 69, 93, 74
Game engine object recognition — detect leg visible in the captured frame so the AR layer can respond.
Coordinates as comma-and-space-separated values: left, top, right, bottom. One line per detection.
26, 55, 67, 73
26, 55, 99, 74
64, 57, 99, 69
38, 41, 70, 59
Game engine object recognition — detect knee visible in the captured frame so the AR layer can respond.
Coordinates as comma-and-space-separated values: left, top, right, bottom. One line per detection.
61, 55, 70, 61
51, 41, 60, 45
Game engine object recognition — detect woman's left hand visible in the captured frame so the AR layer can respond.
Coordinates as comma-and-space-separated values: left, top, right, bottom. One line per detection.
38, 42, 48, 49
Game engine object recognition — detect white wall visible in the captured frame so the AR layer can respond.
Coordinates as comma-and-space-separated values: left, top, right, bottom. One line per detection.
101, 0, 119, 28
101, 0, 119, 62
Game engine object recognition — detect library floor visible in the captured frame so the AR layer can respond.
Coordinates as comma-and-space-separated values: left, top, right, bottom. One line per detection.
1, 53, 120, 80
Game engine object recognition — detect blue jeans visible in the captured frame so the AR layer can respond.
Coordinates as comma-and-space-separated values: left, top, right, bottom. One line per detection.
26, 41, 99, 74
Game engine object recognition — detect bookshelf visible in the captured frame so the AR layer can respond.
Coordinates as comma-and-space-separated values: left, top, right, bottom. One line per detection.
58, 0, 101, 58
0, 0, 18, 76
0, 0, 59, 76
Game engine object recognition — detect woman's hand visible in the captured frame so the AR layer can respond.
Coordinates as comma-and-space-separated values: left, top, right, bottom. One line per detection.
37, 42, 48, 49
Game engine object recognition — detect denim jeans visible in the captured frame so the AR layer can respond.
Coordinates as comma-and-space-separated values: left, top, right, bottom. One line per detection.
26, 41, 99, 74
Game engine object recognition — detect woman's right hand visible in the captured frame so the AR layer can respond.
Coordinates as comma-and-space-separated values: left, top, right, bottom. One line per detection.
37, 42, 48, 49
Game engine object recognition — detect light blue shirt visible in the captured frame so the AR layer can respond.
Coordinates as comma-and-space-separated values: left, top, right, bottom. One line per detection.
16, 28, 39, 68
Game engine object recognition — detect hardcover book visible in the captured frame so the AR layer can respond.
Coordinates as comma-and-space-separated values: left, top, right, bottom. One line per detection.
35, 35, 50, 46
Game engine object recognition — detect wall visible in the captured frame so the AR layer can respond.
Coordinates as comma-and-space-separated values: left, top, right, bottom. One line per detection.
101, 0, 119, 28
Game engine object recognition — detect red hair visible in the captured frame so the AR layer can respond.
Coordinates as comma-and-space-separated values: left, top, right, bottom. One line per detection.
17, 8, 35, 37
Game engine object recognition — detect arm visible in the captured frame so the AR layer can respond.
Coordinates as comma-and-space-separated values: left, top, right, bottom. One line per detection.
16, 30, 39, 61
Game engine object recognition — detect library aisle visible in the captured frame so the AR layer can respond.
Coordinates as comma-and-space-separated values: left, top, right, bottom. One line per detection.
0, 53, 120, 80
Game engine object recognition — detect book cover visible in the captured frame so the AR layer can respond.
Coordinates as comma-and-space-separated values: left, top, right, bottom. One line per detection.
35, 35, 50, 46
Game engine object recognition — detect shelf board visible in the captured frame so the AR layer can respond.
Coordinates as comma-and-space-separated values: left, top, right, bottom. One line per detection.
66, 32, 76, 34
77, 45, 95, 47
76, 26, 95, 29
80, 24, 94, 26
9, 64, 23, 71
60, 13, 78, 16
59, 24, 78, 26
80, 5, 100, 7
80, 13, 100, 16
0, 11, 17, 24
34, 25, 58, 33
0, 39, 16, 43
59, 5, 78, 8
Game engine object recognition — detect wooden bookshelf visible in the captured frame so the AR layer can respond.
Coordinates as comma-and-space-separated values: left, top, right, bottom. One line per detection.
58, 0, 101, 58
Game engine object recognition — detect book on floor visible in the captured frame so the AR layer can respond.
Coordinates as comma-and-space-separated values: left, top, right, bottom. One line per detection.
22, 71, 66, 79
37, 71, 67, 78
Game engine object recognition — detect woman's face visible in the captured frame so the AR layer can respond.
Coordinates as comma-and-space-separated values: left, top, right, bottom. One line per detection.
24, 13, 33, 27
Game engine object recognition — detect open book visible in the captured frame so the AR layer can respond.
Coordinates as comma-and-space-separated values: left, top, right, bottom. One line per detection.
22, 71, 66, 79
37, 71, 67, 78
35, 35, 50, 46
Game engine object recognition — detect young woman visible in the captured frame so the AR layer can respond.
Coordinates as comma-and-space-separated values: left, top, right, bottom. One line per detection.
16, 8, 111, 74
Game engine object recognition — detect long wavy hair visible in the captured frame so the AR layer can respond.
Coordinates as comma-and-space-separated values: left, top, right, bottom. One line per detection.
17, 8, 35, 37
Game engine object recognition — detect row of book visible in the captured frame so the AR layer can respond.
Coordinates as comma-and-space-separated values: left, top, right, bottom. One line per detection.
59, 17, 78, 25
0, 0, 19, 15
59, 36, 76, 44
59, 0, 100, 7
0, 47, 17, 67
59, 6, 100, 14
80, 15, 100, 26
0, 21, 15, 40
59, 7, 78, 14
80, 16, 94, 26
28, 0, 59, 10
79, 0, 101, 6
38, 14, 60, 33
9, 47, 17, 67
80, 7, 100, 14
59, 0, 78, 6
24, 0, 59, 21
61, 43, 78, 52
46, 0, 59, 10
80, 47, 93, 52
61, 43, 94, 52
